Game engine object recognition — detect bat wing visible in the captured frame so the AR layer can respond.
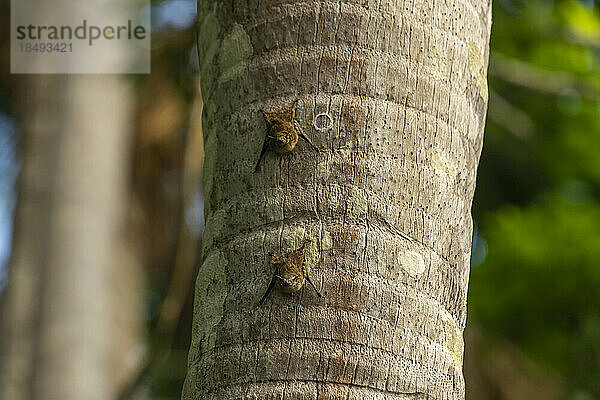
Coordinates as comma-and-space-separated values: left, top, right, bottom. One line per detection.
253, 138, 270, 173
305, 273, 322, 297
258, 275, 277, 306
296, 123, 318, 151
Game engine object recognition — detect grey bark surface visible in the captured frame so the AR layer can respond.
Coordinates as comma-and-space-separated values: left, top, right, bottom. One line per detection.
185, 1, 492, 399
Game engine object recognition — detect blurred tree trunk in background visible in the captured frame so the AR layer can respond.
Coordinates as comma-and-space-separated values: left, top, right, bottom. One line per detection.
184, 1, 492, 399
0, 74, 144, 400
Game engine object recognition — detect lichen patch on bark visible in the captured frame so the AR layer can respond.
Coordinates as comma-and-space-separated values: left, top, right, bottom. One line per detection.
322, 230, 333, 251
468, 41, 489, 101
182, 249, 228, 399
218, 23, 253, 83
201, 209, 226, 256
201, 130, 218, 215
441, 311, 464, 369
283, 228, 320, 268
339, 141, 355, 160
197, 12, 220, 99
283, 227, 308, 250
397, 250, 426, 277
428, 46, 448, 82
431, 149, 458, 181
317, 160, 331, 181
346, 186, 368, 220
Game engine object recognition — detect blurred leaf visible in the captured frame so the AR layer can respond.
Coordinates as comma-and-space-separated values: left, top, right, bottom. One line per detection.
558, 0, 600, 40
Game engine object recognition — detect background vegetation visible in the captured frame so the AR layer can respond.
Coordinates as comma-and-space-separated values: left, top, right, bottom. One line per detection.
0, 0, 599, 398
468, 1, 600, 399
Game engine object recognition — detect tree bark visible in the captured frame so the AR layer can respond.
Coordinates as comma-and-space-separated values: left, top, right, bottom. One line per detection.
184, 1, 492, 399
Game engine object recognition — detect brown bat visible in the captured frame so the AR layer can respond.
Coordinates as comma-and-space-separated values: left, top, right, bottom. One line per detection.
258, 240, 322, 305
254, 100, 318, 173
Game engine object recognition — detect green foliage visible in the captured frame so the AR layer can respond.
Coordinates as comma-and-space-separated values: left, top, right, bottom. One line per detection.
471, 199, 600, 382
470, 0, 600, 397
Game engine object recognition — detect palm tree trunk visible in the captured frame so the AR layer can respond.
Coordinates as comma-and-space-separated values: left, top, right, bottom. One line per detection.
184, 1, 492, 399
